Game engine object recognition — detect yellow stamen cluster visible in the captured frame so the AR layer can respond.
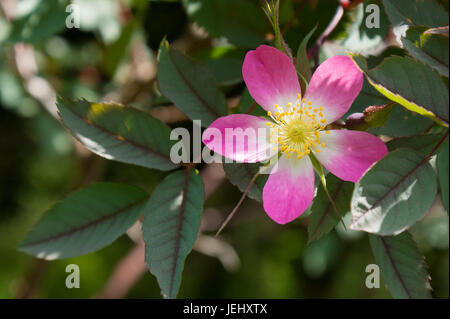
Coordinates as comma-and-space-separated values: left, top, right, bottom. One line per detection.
266, 94, 329, 159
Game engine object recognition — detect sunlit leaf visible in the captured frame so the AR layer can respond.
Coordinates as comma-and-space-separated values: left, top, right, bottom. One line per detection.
352, 54, 449, 126
351, 149, 437, 236
343, 0, 389, 54
143, 169, 204, 299
402, 26, 449, 77
19, 183, 148, 260
57, 98, 178, 171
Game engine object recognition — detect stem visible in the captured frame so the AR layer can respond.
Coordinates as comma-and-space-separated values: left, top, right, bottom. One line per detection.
215, 172, 260, 236
245, 101, 258, 115
424, 130, 449, 160
308, 4, 344, 68
310, 153, 347, 230
322, 181, 347, 231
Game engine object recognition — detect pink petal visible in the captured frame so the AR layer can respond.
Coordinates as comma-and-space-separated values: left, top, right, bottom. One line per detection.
314, 130, 388, 182
304, 56, 363, 124
242, 45, 301, 113
202, 114, 274, 163
263, 155, 315, 224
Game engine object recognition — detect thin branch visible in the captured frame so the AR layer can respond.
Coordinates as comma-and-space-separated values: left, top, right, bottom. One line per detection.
95, 241, 146, 299
215, 171, 260, 236
308, 3, 345, 68
245, 101, 258, 115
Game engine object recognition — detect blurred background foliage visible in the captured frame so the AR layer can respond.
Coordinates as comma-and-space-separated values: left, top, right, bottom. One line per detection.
0, 0, 448, 298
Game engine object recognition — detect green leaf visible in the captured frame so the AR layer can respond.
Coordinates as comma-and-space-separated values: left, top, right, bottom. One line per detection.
157, 40, 228, 127
382, 0, 448, 28
347, 79, 390, 116
368, 104, 433, 138
296, 25, 316, 94
343, 1, 389, 54
143, 170, 204, 299
387, 133, 446, 155
193, 46, 245, 86
223, 162, 268, 203
351, 54, 449, 126
436, 139, 449, 213
238, 88, 266, 117
402, 26, 449, 77
57, 98, 178, 171
182, 0, 269, 48
351, 149, 437, 236
5, 0, 68, 44
369, 232, 432, 299
309, 153, 326, 187
308, 175, 353, 243
19, 183, 148, 260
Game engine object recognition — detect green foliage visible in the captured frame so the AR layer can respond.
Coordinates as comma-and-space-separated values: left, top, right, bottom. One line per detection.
387, 132, 446, 155
402, 26, 449, 77
19, 183, 148, 259
352, 54, 449, 126
57, 98, 179, 171
143, 170, 204, 299
368, 104, 434, 137
157, 40, 228, 127
296, 26, 316, 94
369, 232, 431, 299
5, 0, 69, 44
308, 175, 353, 243
193, 47, 245, 86
436, 140, 449, 213
182, 0, 269, 48
0, 0, 448, 300
343, 0, 389, 54
382, 0, 449, 28
222, 162, 268, 203
351, 149, 437, 236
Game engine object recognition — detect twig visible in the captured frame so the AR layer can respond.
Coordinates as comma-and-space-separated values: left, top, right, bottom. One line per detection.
245, 101, 258, 115
308, 4, 344, 68
215, 171, 260, 236
95, 241, 146, 299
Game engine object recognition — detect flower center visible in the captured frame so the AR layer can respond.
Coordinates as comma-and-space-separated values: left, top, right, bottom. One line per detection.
266, 94, 331, 159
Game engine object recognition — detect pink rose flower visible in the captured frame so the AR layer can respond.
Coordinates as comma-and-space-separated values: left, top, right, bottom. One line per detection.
203, 45, 388, 224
